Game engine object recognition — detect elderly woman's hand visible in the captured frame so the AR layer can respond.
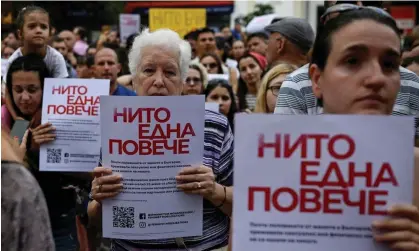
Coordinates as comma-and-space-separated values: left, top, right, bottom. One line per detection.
30, 122, 56, 145
176, 165, 216, 199
91, 167, 123, 203
373, 204, 419, 250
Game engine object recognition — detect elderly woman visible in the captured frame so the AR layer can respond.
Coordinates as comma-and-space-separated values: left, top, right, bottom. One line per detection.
182, 63, 208, 95
88, 29, 233, 251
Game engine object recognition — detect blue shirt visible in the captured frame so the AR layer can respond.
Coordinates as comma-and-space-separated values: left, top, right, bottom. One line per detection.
113, 84, 136, 96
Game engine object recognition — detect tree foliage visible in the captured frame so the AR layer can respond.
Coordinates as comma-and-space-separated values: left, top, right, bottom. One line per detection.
243, 4, 275, 26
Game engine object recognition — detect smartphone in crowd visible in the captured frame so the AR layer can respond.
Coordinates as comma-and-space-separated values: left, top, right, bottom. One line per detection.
10, 119, 30, 144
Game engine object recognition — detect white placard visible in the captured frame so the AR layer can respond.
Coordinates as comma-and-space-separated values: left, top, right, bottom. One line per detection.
40, 78, 110, 172
119, 14, 141, 45
2, 58, 8, 78
233, 114, 414, 251
100, 95, 205, 240
207, 74, 229, 82
205, 102, 219, 113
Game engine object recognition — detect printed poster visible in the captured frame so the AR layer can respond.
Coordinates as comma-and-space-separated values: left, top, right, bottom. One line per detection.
149, 8, 206, 38
119, 14, 141, 45
100, 95, 205, 240
40, 78, 110, 171
233, 114, 414, 251
205, 102, 219, 113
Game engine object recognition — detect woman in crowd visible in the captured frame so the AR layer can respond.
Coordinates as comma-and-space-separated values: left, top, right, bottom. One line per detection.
314, 8, 419, 250
230, 8, 419, 251
2, 129, 55, 251
88, 28, 234, 251
183, 63, 208, 95
254, 63, 296, 113
5, 53, 87, 250
205, 79, 238, 130
236, 52, 266, 112
200, 52, 224, 74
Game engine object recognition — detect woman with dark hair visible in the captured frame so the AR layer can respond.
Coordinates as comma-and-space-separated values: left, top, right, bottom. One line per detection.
308, 8, 419, 250
236, 52, 266, 112
205, 79, 238, 131
200, 52, 224, 74
4, 54, 86, 250
4, 54, 50, 131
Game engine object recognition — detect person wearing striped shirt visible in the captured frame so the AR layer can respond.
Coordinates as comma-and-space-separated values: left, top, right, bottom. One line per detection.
88, 29, 233, 251
274, 2, 419, 145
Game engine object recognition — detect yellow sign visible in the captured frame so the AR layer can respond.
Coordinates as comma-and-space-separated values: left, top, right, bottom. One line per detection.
149, 8, 206, 38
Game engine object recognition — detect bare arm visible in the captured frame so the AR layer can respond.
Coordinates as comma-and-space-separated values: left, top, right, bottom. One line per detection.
206, 184, 232, 216
87, 200, 102, 228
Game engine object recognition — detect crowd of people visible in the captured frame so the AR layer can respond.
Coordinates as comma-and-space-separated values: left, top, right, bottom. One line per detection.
2, 1, 419, 251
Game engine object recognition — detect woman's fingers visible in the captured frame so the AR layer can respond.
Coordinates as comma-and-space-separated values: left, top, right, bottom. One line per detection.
13, 135, 20, 146
374, 230, 415, 242
33, 133, 56, 139
33, 126, 55, 135
93, 167, 113, 177
177, 180, 212, 191
178, 166, 211, 175
92, 192, 120, 201
95, 174, 123, 186
34, 138, 56, 144
388, 204, 419, 221
32, 122, 52, 132
94, 183, 123, 193
20, 129, 29, 148
176, 173, 209, 183
390, 241, 418, 251
373, 218, 418, 232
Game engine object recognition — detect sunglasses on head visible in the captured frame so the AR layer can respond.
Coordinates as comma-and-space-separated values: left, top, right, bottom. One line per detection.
320, 3, 392, 24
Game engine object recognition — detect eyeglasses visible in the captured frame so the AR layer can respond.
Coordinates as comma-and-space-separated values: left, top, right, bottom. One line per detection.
203, 63, 218, 69
320, 3, 393, 24
185, 77, 202, 85
268, 85, 281, 97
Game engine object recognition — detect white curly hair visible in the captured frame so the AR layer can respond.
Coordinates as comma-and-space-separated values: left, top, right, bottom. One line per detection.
128, 28, 192, 81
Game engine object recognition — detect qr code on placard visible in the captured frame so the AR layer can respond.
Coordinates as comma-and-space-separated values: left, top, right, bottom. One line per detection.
47, 148, 62, 163
113, 206, 135, 228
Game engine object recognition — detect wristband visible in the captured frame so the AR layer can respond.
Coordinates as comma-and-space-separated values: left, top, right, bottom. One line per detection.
215, 185, 227, 208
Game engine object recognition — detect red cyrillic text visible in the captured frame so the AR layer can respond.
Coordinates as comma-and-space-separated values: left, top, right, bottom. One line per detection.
67, 95, 99, 105
113, 107, 171, 123
109, 138, 190, 155
138, 123, 195, 139
248, 186, 387, 215
257, 133, 355, 160
47, 105, 99, 116
300, 161, 398, 188
52, 85, 88, 95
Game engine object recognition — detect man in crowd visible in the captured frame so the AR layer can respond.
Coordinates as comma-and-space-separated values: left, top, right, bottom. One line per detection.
3, 31, 19, 48
192, 27, 217, 63
93, 47, 136, 96
51, 36, 77, 78
274, 0, 419, 146
58, 30, 77, 66
246, 32, 268, 56
264, 17, 314, 69
184, 30, 198, 59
